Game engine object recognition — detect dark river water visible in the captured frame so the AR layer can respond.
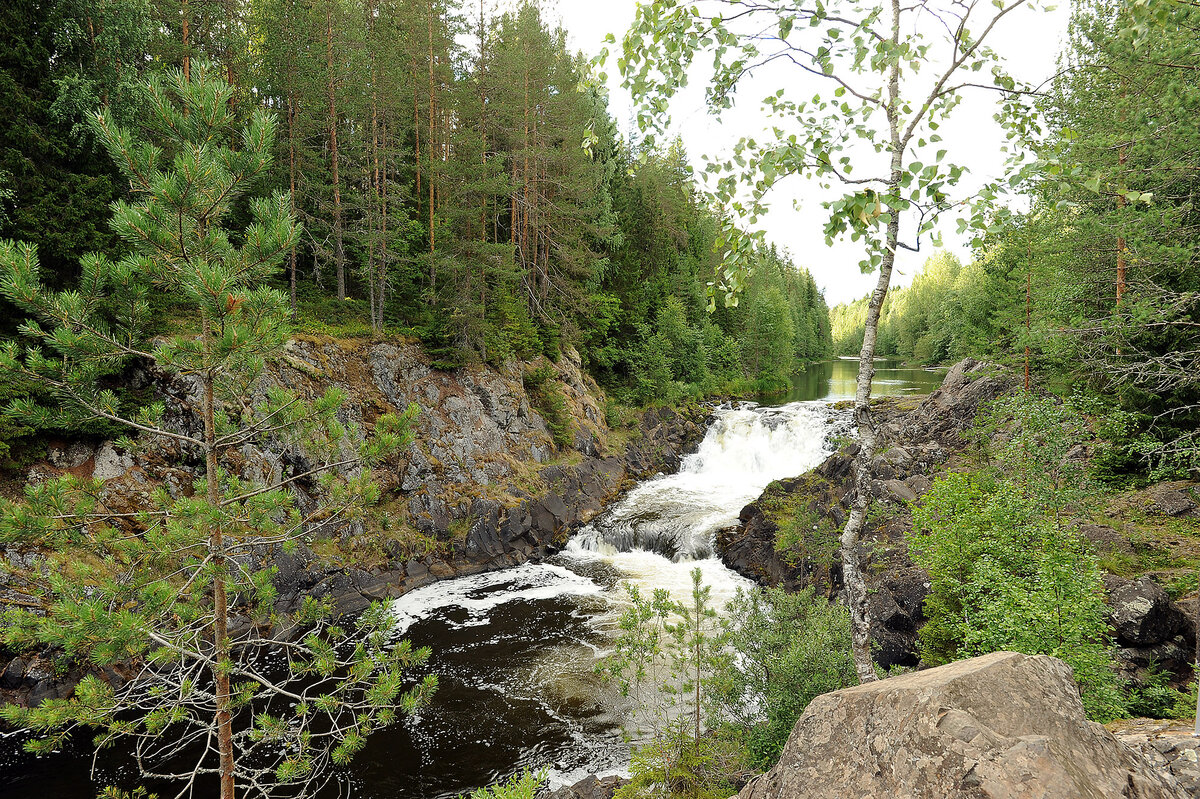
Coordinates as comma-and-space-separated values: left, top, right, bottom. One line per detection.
0, 360, 941, 799
769, 358, 947, 404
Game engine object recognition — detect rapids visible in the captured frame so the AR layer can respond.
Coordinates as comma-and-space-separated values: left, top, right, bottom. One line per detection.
373, 399, 850, 796
1, 358, 942, 799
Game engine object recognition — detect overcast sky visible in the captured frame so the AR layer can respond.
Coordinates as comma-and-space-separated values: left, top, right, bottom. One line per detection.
531, 0, 1071, 306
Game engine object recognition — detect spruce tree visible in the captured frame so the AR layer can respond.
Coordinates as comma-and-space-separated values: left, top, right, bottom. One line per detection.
0, 63, 434, 799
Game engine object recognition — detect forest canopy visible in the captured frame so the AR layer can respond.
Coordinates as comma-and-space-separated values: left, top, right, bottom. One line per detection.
0, 0, 831, 419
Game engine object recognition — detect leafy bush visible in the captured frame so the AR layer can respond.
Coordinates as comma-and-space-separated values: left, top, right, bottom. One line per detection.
774, 508, 838, 584
1126, 663, 1195, 721
599, 574, 856, 798
462, 770, 544, 799
908, 393, 1127, 721
708, 587, 857, 768
599, 570, 734, 799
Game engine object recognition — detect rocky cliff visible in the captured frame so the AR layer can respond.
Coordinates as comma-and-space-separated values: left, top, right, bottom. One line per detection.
0, 336, 709, 706
719, 359, 1200, 683
738, 651, 1187, 799
719, 358, 1011, 667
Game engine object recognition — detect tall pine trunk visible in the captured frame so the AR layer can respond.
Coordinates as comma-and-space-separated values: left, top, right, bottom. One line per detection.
201, 315, 236, 799
182, 0, 191, 80
326, 3, 346, 301
286, 84, 298, 318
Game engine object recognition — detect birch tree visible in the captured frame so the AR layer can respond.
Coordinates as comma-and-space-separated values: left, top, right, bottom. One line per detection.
607, 0, 1044, 680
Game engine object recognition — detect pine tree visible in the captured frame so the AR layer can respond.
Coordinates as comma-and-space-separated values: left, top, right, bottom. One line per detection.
0, 63, 434, 799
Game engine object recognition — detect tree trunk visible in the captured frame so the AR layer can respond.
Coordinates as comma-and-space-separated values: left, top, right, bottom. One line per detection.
1116, 144, 1128, 304
201, 318, 235, 799
287, 84, 298, 319
326, 3, 345, 301
182, 0, 191, 81
428, 8, 436, 258
840, 0, 905, 685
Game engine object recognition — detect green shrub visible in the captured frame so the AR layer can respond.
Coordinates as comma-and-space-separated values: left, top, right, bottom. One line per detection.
1126, 663, 1195, 721
599, 570, 731, 799
709, 587, 857, 768
462, 770, 544, 799
909, 393, 1127, 721
524, 365, 574, 450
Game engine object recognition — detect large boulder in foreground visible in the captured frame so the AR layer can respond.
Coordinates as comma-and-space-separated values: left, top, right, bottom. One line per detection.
738, 651, 1185, 799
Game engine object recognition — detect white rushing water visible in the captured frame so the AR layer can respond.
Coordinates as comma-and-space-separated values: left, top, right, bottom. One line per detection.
389, 400, 846, 632
379, 399, 847, 795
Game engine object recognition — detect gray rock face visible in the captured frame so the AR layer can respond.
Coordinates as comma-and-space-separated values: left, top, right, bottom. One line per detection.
3, 336, 712, 705
1108, 575, 1188, 647
738, 651, 1186, 799
1148, 485, 1199, 517
1115, 720, 1200, 798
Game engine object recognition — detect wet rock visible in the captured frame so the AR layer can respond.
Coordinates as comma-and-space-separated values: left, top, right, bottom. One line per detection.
720, 360, 1010, 670
543, 775, 628, 799
738, 651, 1187, 799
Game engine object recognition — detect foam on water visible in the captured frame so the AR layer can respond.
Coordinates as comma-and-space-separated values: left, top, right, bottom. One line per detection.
390, 561, 604, 636
377, 399, 845, 797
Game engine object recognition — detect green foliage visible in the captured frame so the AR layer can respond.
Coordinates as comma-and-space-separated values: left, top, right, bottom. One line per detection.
0, 65, 435, 797
598, 570, 733, 799
908, 393, 1126, 721
461, 770, 545, 799
605, 0, 1044, 307
709, 587, 857, 769
600, 573, 856, 797
589, 146, 831, 405
830, 251, 1004, 364
1126, 663, 1195, 721
97, 789, 157, 799
775, 507, 839, 580
2, 0, 831, 407
524, 365, 574, 450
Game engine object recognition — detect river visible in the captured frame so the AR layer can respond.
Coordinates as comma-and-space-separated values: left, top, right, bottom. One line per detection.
0, 359, 941, 798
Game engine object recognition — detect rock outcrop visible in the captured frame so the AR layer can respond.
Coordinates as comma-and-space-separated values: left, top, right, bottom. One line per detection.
719, 359, 1010, 667
1104, 575, 1196, 688
0, 336, 709, 706
1112, 719, 1200, 798
739, 651, 1187, 799
543, 775, 628, 799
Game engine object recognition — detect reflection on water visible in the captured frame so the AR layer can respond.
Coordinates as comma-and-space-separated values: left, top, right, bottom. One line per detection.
770, 358, 946, 404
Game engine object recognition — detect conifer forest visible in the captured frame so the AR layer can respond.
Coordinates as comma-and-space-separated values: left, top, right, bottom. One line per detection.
0, 0, 1198, 798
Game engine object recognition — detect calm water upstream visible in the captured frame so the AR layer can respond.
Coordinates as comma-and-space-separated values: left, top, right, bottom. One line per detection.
0, 360, 940, 798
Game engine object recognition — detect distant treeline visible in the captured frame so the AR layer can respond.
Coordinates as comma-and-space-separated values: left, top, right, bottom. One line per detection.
829, 252, 992, 364
0, 0, 830, 411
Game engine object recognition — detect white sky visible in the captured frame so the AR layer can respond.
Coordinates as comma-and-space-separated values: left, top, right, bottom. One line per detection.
530, 0, 1071, 306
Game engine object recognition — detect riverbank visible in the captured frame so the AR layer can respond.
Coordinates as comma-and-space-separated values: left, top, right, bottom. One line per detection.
0, 335, 713, 709
719, 358, 1200, 690
1, 361, 858, 798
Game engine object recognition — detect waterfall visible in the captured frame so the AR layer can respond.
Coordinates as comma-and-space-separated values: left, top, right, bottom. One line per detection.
566, 401, 847, 563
